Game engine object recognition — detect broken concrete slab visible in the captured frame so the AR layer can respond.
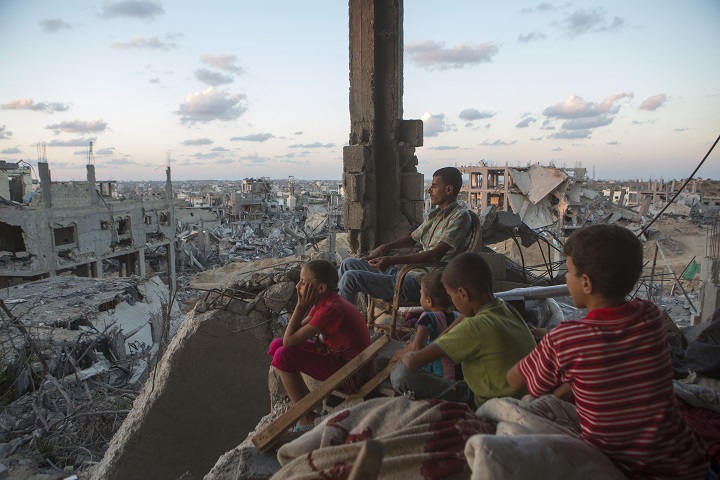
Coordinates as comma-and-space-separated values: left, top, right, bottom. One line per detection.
509, 165, 568, 205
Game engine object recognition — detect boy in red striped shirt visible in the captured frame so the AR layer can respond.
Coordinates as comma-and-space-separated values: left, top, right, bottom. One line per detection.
507, 224, 711, 479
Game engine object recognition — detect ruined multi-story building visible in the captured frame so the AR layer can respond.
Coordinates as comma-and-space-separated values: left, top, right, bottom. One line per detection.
0, 160, 177, 289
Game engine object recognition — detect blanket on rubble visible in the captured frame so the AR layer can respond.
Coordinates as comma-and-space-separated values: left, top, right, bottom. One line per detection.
273, 396, 495, 480
467, 395, 626, 479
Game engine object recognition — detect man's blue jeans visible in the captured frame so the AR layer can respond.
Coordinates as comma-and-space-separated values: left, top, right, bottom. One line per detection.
337, 257, 421, 305
390, 362, 475, 408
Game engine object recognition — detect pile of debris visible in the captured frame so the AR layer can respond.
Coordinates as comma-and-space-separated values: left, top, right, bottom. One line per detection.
0, 276, 183, 476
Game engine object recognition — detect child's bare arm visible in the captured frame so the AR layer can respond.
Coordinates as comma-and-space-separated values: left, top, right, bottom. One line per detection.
391, 325, 430, 362
401, 343, 444, 370
506, 362, 526, 389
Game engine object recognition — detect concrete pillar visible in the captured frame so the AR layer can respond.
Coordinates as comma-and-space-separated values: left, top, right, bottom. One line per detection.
0, 169, 9, 200
639, 196, 652, 218
343, 0, 423, 254
617, 188, 626, 207
87, 164, 98, 205
92, 258, 103, 279
167, 241, 177, 295
699, 256, 720, 323
38, 162, 51, 208
138, 249, 146, 277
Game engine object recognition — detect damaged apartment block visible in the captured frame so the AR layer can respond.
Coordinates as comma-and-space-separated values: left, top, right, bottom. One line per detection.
0, 160, 177, 289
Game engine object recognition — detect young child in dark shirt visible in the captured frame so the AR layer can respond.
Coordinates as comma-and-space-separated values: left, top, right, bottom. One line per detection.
391, 269, 460, 380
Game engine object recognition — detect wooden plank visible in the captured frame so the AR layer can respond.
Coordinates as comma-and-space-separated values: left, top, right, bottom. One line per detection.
252, 335, 390, 451
339, 361, 395, 407
347, 439, 385, 480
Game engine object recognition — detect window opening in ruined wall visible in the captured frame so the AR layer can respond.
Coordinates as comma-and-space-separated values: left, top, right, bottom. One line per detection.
53, 225, 77, 248
0, 222, 26, 252
117, 218, 131, 235
159, 212, 169, 226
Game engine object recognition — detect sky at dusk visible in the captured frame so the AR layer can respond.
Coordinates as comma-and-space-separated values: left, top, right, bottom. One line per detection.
0, 1, 718, 182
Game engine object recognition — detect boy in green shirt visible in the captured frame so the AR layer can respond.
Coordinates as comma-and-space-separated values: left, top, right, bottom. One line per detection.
391, 252, 536, 408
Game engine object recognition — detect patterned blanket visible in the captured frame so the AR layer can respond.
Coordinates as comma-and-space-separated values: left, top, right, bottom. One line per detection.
273, 396, 495, 480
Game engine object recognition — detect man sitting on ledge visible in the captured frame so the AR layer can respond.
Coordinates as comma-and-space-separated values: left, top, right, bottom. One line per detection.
338, 166, 472, 305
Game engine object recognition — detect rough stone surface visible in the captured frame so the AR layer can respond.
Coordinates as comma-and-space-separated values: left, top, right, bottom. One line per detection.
91, 305, 273, 480
399, 119, 423, 147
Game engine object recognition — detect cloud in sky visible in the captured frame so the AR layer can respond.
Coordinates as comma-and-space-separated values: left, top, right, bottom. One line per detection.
95, 147, 115, 155
195, 68, 234, 86
192, 151, 222, 159
231, 133, 275, 142
557, 8, 626, 37
421, 112, 451, 137
211, 147, 229, 152
200, 54, 244, 73
112, 35, 176, 50
428, 145, 460, 151
214, 158, 236, 164
149, 77, 160, 84
406, 41, 500, 70
1, 147, 21, 154
481, 139, 517, 146
542, 93, 633, 119
176, 88, 248, 124
675, 128, 689, 132
287, 142, 335, 148
2, 98, 70, 113
561, 115, 613, 130
101, 1, 164, 19
46, 119, 108, 134
459, 108, 494, 121
294, 131, 303, 135
520, 3, 557, 14
182, 137, 213, 146
0, 126, 13, 140
47, 137, 97, 147
549, 129, 592, 139
40, 18, 71, 32
102, 157, 141, 166
639, 94, 667, 111
518, 31, 547, 43
516, 117, 537, 128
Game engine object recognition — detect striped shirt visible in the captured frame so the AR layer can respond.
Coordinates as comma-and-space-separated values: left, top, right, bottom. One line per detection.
518, 299, 709, 479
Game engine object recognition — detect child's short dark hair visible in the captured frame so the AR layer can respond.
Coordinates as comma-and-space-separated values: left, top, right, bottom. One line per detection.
421, 269, 453, 309
433, 167, 463, 198
564, 224, 643, 299
303, 259, 339, 290
441, 252, 493, 297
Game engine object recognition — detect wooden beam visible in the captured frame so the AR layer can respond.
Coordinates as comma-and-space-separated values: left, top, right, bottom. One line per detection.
339, 361, 395, 408
348, 439, 385, 480
252, 335, 390, 451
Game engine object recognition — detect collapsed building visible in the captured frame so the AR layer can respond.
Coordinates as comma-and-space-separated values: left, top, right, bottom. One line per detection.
0, 160, 177, 289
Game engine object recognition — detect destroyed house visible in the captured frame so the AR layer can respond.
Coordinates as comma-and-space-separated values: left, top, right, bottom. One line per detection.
0, 161, 177, 288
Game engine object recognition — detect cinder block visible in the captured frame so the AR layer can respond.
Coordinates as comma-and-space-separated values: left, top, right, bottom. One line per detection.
478, 252, 507, 280
399, 119, 423, 147
344, 202, 367, 230
400, 172, 425, 201
400, 199, 424, 226
343, 145, 373, 173
343, 173, 366, 203
398, 146, 418, 171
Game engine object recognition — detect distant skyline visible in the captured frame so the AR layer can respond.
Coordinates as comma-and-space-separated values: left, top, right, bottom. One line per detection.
0, 1, 718, 182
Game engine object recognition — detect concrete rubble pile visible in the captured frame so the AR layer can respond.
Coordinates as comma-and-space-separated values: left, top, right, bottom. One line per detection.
175, 207, 338, 272
0, 276, 182, 475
